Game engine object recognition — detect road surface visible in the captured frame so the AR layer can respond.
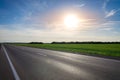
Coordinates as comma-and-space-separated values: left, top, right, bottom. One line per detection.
0, 44, 120, 80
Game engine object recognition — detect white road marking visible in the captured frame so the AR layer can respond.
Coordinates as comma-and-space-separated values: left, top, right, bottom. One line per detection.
2, 45, 20, 80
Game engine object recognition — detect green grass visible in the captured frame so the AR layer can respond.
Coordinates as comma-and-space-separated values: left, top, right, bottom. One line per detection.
15, 44, 120, 57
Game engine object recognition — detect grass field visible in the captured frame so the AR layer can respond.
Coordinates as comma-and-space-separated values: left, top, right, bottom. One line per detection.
15, 44, 120, 57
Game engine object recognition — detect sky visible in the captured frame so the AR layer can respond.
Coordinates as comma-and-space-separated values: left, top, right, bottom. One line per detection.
0, 0, 120, 42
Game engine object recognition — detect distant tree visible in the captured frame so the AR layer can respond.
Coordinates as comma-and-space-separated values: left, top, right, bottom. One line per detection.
51, 41, 120, 44
30, 42, 43, 44
51, 42, 58, 44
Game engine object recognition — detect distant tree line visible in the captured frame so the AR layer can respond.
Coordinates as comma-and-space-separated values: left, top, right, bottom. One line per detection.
51, 41, 120, 44
2, 41, 120, 44
30, 42, 43, 44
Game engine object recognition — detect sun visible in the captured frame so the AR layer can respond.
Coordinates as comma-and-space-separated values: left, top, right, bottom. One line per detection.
64, 14, 79, 29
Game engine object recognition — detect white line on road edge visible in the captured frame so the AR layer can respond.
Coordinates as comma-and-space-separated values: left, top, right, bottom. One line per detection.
2, 45, 20, 80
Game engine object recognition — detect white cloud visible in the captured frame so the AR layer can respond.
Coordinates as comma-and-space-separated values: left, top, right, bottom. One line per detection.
14, 0, 48, 23
0, 20, 120, 42
102, 0, 120, 18
74, 4, 85, 8
105, 9, 120, 18
105, 10, 116, 18
102, 0, 110, 17
102, 0, 109, 10
100, 27, 113, 31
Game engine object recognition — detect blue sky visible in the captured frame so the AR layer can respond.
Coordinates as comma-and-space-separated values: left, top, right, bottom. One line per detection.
0, 0, 120, 42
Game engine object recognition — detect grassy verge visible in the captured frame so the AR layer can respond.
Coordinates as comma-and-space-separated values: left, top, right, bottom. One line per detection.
14, 44, 120, 57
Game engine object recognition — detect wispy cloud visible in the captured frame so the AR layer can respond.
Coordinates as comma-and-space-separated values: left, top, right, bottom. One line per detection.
1, 0, 120, 42
1, 20, 120, 42
105, 9, 120, 18
74, 4, 85, 8
102, 0, 120, 18
96, 21, 120, 32
102, 0, 109, 11
102, 0, 110, 17
14, 0, 48, 23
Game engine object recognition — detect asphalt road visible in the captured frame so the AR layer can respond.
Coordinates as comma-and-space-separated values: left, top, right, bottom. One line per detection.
0, 44, 120, 80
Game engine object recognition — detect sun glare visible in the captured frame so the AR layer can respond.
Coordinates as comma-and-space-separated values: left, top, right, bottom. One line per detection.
64, 14, 80, 29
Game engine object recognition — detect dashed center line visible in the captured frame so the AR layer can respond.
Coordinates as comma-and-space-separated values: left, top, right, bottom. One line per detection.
36, 53, 47, 56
